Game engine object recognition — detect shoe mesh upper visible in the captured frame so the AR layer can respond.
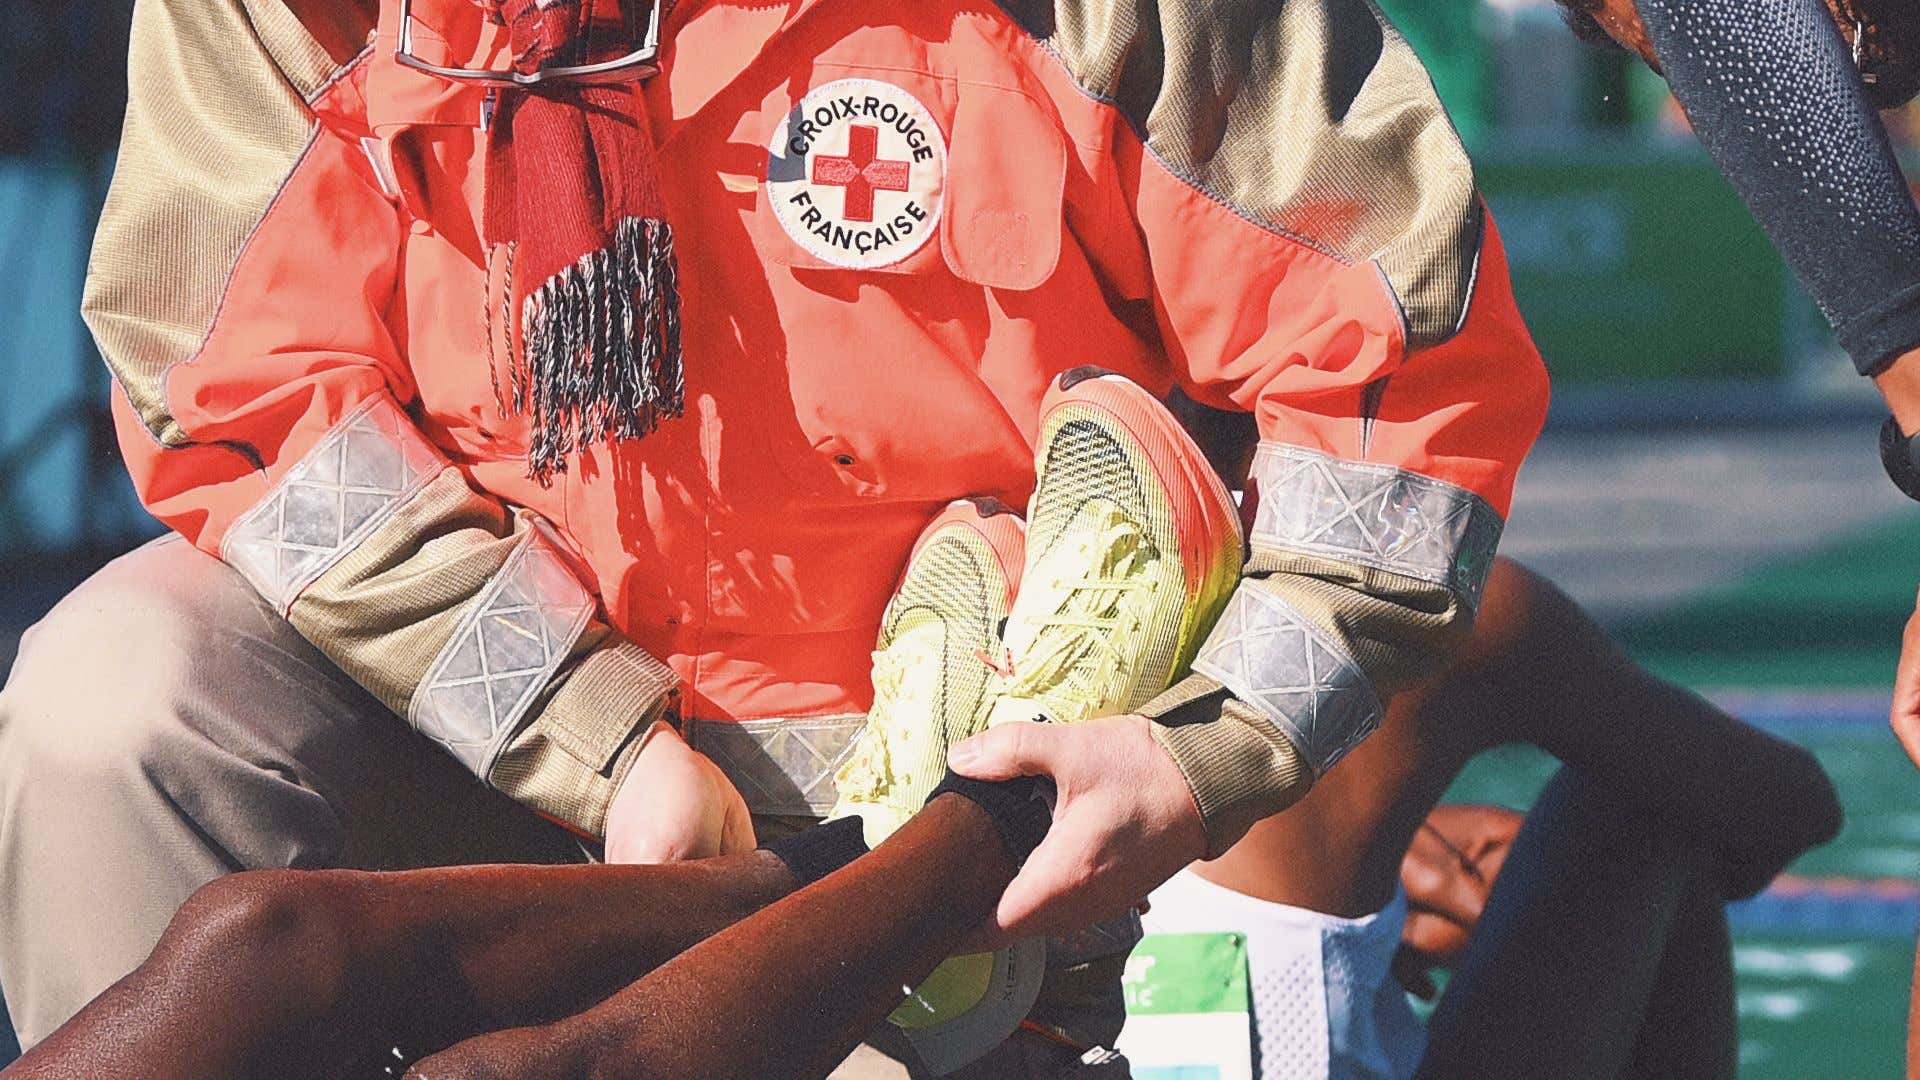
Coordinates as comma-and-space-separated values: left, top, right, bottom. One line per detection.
1005, 413, 1185, 718
832, 523, 1007, 837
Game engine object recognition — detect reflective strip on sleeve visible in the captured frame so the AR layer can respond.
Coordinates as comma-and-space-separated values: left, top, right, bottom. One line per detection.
683, 714, 867, 818
1190, 584, 1383, 777
221, 396, 445, 613
406, 519, 597, 777
1249, 442, 1502, 610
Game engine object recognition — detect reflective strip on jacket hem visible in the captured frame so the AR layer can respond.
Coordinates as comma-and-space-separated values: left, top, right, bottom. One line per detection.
684, 714, 867, 818
1249, 441, 1502, 610
221, 396, 445, 613
1190, 585, 1383, 777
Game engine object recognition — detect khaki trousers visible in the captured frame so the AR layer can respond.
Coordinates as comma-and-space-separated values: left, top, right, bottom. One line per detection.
0, 536, 1127, 1077
0, 536, 584, 1049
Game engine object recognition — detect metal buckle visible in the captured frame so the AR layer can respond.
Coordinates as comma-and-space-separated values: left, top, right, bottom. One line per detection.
394, 0, 661, 87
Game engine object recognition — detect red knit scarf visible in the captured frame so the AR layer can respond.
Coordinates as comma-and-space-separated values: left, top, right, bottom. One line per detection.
484, 0, 682, 485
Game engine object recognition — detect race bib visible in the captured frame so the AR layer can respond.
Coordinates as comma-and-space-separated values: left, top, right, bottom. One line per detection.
1117, 932, 1254, 1080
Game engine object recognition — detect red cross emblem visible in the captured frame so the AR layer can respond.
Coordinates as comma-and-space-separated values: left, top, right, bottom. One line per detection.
810, 125, 912, 223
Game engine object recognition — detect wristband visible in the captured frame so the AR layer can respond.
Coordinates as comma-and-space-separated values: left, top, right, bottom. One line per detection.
927, 771, 1054, 867
760, 815, 869, 887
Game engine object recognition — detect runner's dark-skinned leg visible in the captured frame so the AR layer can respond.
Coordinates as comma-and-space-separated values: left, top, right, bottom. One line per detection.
4, 851, 801, 1080
408, 789, 1026, 1080
1415, 767, 1737, 1080
1618, 872, 1738, 1080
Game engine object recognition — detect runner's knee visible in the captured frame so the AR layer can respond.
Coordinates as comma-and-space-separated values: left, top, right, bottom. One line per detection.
163, 871, 356, 1011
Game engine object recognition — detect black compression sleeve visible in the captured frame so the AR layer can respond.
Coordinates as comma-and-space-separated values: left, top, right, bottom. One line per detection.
927, 772, 1053, 867
1635, 0, 1920, 375
761, 815, 870, 886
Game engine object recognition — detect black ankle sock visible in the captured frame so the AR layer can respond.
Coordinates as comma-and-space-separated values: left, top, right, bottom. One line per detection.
927, 772, 1053, 867
760, 815, 870, 887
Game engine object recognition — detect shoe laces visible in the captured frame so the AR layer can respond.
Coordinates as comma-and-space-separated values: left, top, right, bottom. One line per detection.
1004, 505, 1157, 702
837, 644, 924, 799
844, 618, 956, 795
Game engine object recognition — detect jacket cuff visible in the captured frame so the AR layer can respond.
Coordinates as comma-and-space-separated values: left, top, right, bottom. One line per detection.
1139, 673, 1312, 857
487, 638, 681, 838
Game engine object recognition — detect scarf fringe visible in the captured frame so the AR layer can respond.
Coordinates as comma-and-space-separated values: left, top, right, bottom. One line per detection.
511, 216, 684, 486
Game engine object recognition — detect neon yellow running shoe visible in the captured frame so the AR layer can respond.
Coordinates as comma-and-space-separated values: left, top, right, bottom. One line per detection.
831, 496, 1026, 846
981, 367, 1244, 731
884, 368, 1240, 1075
827, 497, 1049, 1077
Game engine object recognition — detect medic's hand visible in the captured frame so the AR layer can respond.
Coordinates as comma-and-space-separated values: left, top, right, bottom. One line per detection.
1392, 804, 1523, 998
1893, 585, 1920, 772
947, 714, 1206, 949
603, 721, 756, 864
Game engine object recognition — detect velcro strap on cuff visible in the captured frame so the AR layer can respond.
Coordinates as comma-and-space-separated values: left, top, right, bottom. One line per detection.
540, 641, 680, 771
487, 639, 680, 838
1144, 679, 1311, 857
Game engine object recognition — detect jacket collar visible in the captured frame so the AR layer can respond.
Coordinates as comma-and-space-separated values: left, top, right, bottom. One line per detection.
363, 0, 823, 132
365, 0, 509, 131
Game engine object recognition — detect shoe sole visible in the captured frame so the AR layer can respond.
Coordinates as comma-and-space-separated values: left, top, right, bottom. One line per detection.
891, 936, 1048, 1076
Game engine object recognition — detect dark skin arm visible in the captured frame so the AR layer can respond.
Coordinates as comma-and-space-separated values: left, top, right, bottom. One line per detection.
1198, 559, 1842, 925
1482, 565, 1844, 898
408, 793, 1018, 1080
5, 794, 1015, 1080
4, 853, 799, 1080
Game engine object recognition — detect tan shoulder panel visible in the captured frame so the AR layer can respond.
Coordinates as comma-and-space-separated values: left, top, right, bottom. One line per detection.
246, 0, 356, 95
83, 0, 343, 446
996, 0, 1480, 350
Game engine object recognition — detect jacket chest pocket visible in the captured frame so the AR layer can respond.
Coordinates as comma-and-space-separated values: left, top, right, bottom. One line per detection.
741, 62, 1067, 505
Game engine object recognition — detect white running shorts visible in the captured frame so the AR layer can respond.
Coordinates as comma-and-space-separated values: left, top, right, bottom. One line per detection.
1141, 869, 1425, 1080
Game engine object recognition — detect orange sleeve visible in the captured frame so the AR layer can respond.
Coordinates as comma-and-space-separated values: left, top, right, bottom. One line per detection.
106, 112, 414, 554
1113, 116, 1548, 520
1015, 0, 1548, 852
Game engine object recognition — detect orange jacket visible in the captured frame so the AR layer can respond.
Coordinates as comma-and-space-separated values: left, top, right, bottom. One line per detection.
86, 0, 1547, 842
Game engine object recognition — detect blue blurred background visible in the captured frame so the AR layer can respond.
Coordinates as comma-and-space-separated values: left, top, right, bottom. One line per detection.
1, 0, 1917, 1072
